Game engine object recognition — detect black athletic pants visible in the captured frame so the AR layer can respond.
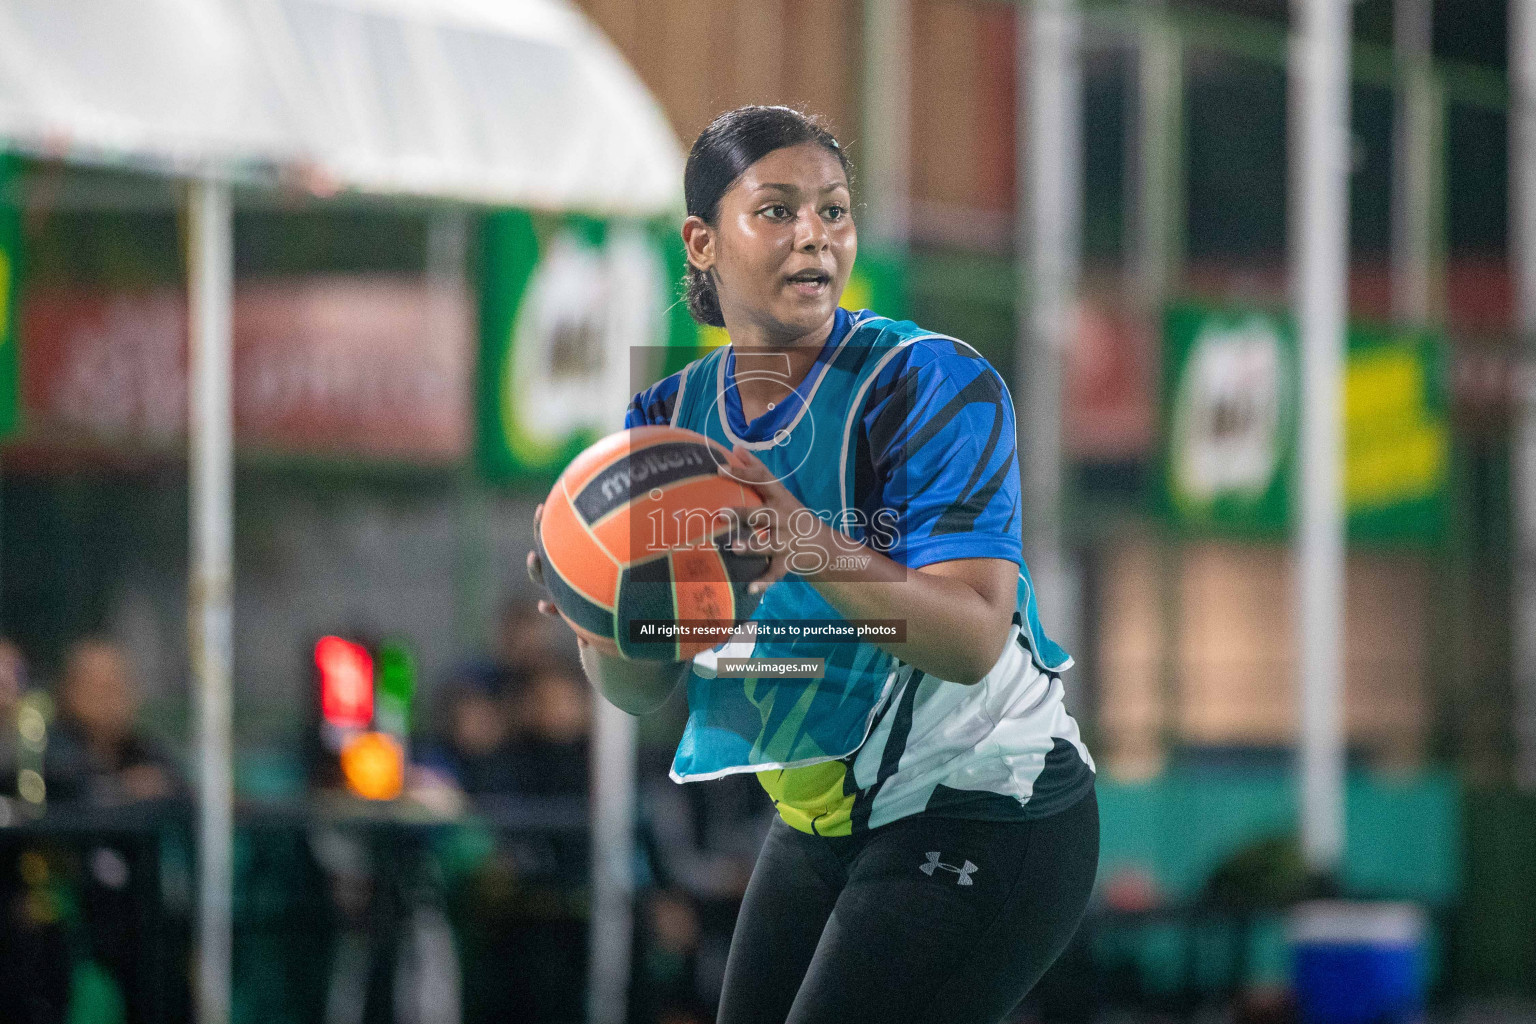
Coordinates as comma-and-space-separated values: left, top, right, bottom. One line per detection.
716, 789, 1099, 1024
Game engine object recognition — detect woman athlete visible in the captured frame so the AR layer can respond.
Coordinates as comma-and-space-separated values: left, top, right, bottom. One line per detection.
529, 105, 1098, 1024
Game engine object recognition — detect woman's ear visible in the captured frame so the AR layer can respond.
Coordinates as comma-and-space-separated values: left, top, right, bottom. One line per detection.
681, 216, 714, 273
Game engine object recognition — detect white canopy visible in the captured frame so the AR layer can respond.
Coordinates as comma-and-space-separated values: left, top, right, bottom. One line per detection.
0, 0, 684, 215
0, 4, 674, 1023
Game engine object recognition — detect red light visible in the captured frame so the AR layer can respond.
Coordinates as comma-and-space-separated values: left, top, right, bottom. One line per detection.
316, 636, 373, 729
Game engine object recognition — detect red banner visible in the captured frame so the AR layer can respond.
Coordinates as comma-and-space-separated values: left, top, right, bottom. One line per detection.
15, 277, 470, 464
1064, 299, 1155, 461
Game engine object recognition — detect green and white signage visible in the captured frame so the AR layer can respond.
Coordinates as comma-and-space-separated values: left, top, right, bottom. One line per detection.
1160, 305, 1448, 544
477, 210, 691, 483
1164, 306, 1297, 532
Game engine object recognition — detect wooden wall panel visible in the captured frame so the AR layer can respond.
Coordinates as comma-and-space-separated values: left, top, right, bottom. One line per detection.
578, 0, 656, 124
1096, 538, 1432, 769
1177, 544, 1297, 746
1098, 536, 1169, 778
582, 0, 639, 60
730, 0, 785, 112
662, 0, 723, 140
575, 0, 1009, 240
573, 0, 861, 151
1343, 555, 1429, 767
973, 2, 1016, 211
784, 0, 857, 137
1170, 543, 1428, 761
912, 0, 980, 212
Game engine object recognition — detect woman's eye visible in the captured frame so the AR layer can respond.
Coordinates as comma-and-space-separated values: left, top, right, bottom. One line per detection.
762, 204, 791, 219
825, 205, 847, 221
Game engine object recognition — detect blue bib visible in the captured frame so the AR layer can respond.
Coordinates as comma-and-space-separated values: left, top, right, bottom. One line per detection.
663, 309, 1070, 781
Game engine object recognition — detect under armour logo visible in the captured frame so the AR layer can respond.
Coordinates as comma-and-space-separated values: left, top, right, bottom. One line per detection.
920, 851, 977, 885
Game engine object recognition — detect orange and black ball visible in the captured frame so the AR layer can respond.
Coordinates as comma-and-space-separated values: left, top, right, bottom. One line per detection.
538, 426, 768, 661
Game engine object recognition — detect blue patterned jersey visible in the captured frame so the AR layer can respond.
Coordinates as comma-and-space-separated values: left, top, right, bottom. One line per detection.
626, 308, 1092, 833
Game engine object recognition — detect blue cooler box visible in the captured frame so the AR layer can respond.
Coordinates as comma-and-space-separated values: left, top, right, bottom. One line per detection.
1288, 901, 1426, 1024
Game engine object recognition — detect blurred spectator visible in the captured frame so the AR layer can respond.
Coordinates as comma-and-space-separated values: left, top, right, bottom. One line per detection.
413, 599, 573, 803
0, 639, 72, 1024
495, 597, 575, 685
0, 638, 24, 800
44, 638, 180, 805
30, 639, 187, 1024
505, 662, 590, 798
441, 660, 591, 1023
417, 664, 519, 797
640, 752, 773, 1019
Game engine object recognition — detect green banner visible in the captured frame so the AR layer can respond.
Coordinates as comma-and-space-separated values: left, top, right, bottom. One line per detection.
843, 245, 907, 322
477, 212, 908, 485
0, 155, 19, 440
476, 210, 688, 484
1160, 304, 1448, 545
1162, 306, 1298, 534
1341, 322, 1450, 542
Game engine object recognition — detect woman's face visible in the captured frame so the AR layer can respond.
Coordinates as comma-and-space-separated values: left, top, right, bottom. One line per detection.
685, 142, 856, 343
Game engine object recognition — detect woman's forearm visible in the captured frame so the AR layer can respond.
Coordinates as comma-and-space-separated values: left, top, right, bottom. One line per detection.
578, 641, 687, 715
795, 522, 1012, 684
717, 446, 1015, 685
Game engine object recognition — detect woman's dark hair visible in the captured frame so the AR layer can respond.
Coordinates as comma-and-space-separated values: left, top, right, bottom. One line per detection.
683, 106, 853, 328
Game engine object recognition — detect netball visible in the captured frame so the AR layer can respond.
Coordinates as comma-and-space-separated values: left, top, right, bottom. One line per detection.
538, 425, 768, 661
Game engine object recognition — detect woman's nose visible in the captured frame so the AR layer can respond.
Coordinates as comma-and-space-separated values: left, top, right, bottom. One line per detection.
794, 209, 828, 251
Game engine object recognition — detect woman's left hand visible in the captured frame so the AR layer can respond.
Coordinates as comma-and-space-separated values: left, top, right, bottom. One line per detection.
717, 445, 1016, 685
717, 444, 830, 595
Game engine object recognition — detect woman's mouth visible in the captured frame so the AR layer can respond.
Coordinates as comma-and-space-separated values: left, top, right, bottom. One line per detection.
785, 269, 830, 295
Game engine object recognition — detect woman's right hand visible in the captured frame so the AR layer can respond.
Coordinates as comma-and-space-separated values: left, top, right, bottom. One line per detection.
530, 501, 684, 713
526, 503, 584, 642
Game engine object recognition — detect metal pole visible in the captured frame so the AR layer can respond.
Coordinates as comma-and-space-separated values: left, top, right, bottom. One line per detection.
1510, 0, 1536, 789
862, 0, 912, 247
1133, 2, 1183, 311
1133, 3, 1184, 771
1019, 0, 1083, 656
1392, 0, 1440, 326
586, 699, 637, 1024
427, 207, 492, 655
188, 176, 234, 1024
1291, 0, 1351, 871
